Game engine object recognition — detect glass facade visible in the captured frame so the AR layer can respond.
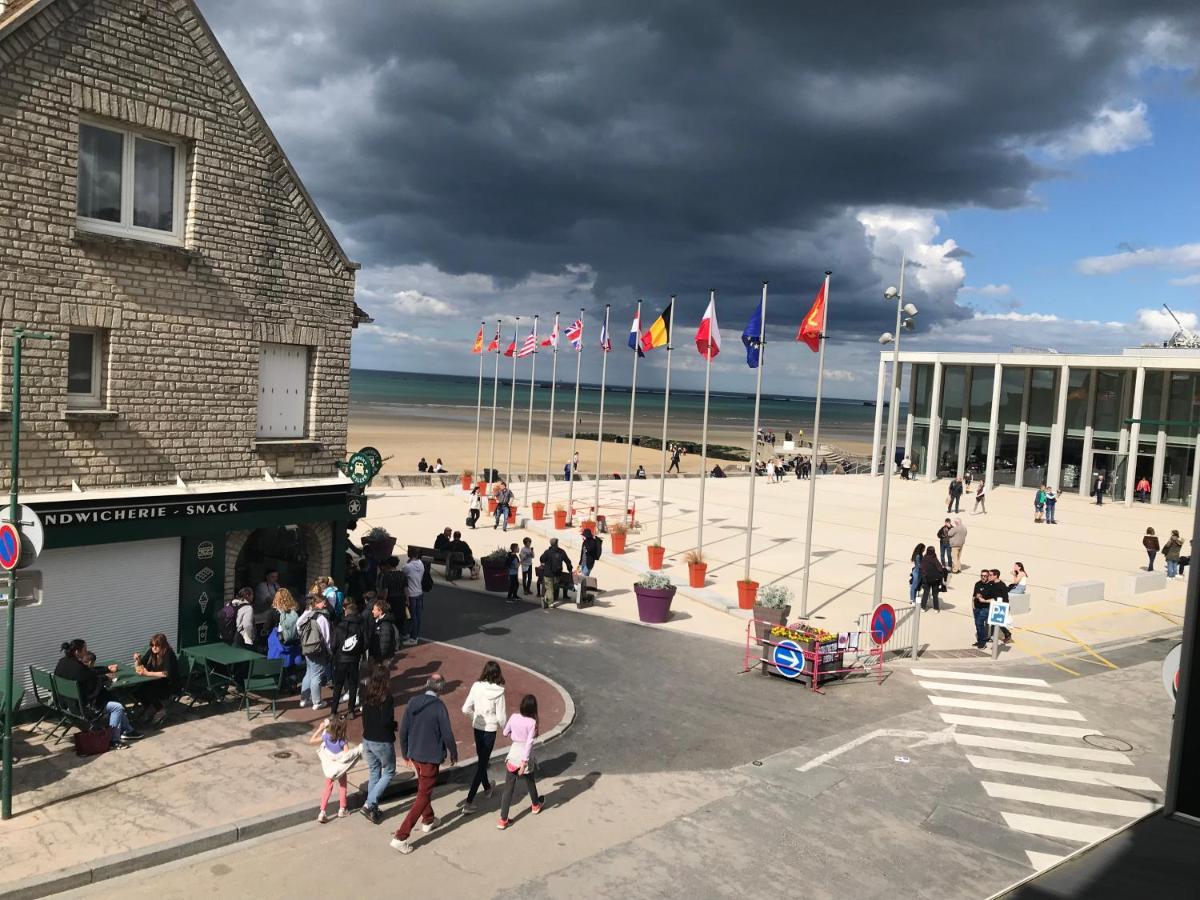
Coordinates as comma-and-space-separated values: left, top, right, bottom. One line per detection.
968, 367, 993, 427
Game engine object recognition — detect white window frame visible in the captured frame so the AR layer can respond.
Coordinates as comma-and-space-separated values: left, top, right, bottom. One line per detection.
66, 328, 105, 410
76, 119, 187, 247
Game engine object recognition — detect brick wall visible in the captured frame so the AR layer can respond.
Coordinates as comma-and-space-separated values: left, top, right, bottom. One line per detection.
0, 0, 357, 493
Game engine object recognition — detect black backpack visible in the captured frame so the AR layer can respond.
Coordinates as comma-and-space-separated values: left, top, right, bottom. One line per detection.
420, 559, 434, 593
216, 604, 238, 644
592, 536, 603, 560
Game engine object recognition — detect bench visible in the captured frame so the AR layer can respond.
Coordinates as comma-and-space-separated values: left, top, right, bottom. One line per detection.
1055, 580, 1105, 606
406, 545, 467, 580
1124, 571, 1167, 595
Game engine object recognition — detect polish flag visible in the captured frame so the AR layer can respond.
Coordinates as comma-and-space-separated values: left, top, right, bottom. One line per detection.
695, 296, 721, 359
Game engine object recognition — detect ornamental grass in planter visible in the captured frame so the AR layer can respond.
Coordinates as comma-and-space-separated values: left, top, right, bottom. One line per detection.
633, 571, 676, 624
361, 526, 396, 562
684, 549, 707, 588
531, 501, 546, 520
553, 504, 568, 529
609, 521, 628, 554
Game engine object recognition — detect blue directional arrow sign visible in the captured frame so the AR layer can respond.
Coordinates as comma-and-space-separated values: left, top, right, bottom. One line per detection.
772, 639, 806, 679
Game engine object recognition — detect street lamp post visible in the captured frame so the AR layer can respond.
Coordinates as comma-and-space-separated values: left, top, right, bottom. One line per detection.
868, 259, 920, 659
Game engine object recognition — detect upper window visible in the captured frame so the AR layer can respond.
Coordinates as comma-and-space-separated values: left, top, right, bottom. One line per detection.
67, 329, 105, 409
257, 343, 310, 439
77, 122, 184, 244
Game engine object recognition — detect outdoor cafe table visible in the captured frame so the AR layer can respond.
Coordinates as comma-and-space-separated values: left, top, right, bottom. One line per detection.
181, 643, 264, 699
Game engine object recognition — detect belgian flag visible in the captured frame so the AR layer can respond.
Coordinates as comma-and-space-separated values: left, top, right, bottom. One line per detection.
640, 304, 672, 352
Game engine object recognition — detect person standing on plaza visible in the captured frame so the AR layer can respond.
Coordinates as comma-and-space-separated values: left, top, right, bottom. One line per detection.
297, 593, 332, 709
467, 487, 483, 529
402, 550, 426, 647
519, 537, 535, 596
1034, 485, 1046, 523
329, 600, 367, 717
254, 569, 280, 612
497, 694, 545, 830
580, 528, 601, 577
539, 537, 573, 609
366, 598, 401, 669
1044, 486, 1058, 524
947, 477, 963, 514
461, 660, 507, 814
972, 480, 987, 515
391, 674, 458, 854
233, 589, 256, 648
909, 543, 926, 605
987, 569, 1013, 645
937, 519, 953, 571
970, 572, 991, 649
1136, 476, 1151, 502
667, 444, 682, 474
1164, 529, 1184, 578
1093, 471, 1106, 505
947, 518, 967, 574
1143, 527, 1161, 571
359, 664, 397, 825
919, 546, 946, 612
494, 482, 514, 531
504, 543, 520, 601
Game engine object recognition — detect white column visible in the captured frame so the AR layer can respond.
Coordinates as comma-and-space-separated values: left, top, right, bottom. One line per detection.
925, 361, 943, 481
1124, 366, 1146, 507
1047, 364, 1070, 489
984, 362, 1002, 492
904, 365, 916, 473
885, 360, 903, 474
1079, 369, 1097, 495
870, 355, 886, 476
1151, 370, 1170, 506
956, 366, 971, 478
1015, 367, 1031, 489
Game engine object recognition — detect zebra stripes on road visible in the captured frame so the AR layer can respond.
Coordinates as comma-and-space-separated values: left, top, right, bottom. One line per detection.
912, 668, 1163, 872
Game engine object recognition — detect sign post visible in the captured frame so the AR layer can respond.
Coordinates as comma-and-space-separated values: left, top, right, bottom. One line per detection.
3, 326, 52, 821
988, 600, 1011, 661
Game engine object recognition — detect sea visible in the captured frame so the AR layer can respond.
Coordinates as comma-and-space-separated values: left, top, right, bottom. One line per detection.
351, 369, 894, 447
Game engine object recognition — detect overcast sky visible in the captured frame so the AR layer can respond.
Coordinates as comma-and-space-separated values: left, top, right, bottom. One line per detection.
199, 0, 1200, 398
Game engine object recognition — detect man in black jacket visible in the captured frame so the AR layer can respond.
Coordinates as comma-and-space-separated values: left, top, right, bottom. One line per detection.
366, 599, 400, 666
329, 601, 367, 716
947, 478, 964, 513
539, 537, 574, 609
391, 674, 458, 854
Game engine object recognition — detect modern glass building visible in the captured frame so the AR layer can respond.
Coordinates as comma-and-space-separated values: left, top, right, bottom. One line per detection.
870, 349, 1200, 507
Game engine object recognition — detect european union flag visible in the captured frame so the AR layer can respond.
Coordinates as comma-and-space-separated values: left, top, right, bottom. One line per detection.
742, 304, 764, 369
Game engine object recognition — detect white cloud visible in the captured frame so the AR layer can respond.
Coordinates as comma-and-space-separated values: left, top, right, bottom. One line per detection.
856, 208, 966, 301
960, 283, 1011, 296
822, 369, 858, 382
1077, 242, 1200, 275
972, 311, 1061, 323
1170, 274, 1200, 287
1135, 307, 1198, 336
1045, 101, 1152, 158
386, 291, 456, 316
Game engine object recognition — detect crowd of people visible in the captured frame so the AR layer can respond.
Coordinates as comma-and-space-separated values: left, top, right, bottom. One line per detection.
1142, 527, 1189, 578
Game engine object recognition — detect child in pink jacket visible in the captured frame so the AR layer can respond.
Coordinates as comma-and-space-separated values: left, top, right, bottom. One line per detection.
497, 694, 545, 829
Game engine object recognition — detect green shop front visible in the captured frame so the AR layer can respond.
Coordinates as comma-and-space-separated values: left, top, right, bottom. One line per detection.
2, 480, 363, 706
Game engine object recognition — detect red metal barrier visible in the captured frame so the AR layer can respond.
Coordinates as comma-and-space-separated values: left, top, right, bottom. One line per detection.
742, 617, 885, 694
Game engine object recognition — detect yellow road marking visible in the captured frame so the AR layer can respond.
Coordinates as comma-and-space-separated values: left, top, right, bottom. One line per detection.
1056, 626, 1117, 670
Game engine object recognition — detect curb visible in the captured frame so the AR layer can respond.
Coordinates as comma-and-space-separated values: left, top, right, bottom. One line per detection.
0, 641, 576, 900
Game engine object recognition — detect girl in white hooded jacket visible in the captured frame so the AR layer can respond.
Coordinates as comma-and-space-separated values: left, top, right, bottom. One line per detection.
460, 660, 507, 813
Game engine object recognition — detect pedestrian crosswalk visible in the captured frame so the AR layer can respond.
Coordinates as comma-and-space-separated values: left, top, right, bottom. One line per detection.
912, 668, 1163, 873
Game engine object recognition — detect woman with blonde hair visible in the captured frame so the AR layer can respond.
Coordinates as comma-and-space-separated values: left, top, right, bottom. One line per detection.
267, 588, 303, 689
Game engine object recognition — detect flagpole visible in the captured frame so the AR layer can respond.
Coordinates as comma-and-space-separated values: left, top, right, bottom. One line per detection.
697, 290, 715, 555
655, 295, 676, 546
523, 316, 539, 508
543, 313, 560, 506
566, 307, 585, 524
799, 272, 831, 618
743, 283, 768, 583
593, 304, 611, 521
623, 300, 642, 525
487, 319, 501, 493
506, 318, 520, 485
473, 320, 485, 481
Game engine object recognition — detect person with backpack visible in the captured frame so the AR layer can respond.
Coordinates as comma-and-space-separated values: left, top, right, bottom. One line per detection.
217, 595, 239, 646
233, 588, 256, 647
297, 593, 333, 709
1033, 484, 1046, 523
329, 600, 368, 717
504, 543, 520, 602
579, 528, 602, 576
496, 694, 545, 831
402, 549, 428, 647
460, 660, 507, 814
319, 576, 345, 620
539, 538, 573, 609
267, 588, 303, 692
366, 598, 401, 668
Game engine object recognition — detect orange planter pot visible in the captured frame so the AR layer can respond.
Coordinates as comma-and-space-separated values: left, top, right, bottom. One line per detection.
647, 545, 665, 570
488, 498, 498, 514
508, 506, 518, 525
476, 480, 487, 494
737, 580, 759, 610
460, 475, 473, 491
531, 502, 546, 521
611, 532, 627, 554
580, 520, 596, 535
688, 562, 707, 588
553, 510, 568, 529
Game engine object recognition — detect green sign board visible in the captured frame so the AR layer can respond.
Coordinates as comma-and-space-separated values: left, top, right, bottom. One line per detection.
179, 534, 223, 648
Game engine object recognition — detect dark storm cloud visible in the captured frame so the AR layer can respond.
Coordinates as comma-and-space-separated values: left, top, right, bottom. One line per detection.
197, 0, 1200, 340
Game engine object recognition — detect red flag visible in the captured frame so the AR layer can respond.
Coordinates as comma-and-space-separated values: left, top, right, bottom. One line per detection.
471, 326, 484, 354
503, 340, 516, 357
486, 325, 500, 353
796, 281, 826, 352
695, 296, 721, 359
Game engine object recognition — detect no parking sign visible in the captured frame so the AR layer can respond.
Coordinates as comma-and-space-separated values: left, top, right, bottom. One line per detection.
870, 603, 896, 645
0, 523, 19, 571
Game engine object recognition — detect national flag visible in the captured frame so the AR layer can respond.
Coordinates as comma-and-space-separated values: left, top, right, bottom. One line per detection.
486, 325, 500, 353
695, 297, 721, 359
541, 320, 559, 348
566, 318, 584, 350
627, 311, 645, 357
796, 280, 826, 352
518, 330, 538, 358
742, 304, 764, 369
640, 305, 671, 352
503, 340, 516, 358
472, 326, 484, 354
599, 323, 611, 352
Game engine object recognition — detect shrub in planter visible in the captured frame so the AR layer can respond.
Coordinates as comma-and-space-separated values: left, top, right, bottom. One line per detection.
481, 547, 510, 592
609, 521, 628, 554
633, 571, 676, 624
753, 583, 793, 644
647, 543, 665, 570
361, 526, 396, 562
684, 549, 707, 588
736, 579, 759, 610
553, 504, 568, 529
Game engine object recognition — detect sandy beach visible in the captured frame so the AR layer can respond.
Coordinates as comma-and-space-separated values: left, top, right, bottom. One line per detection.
348, 409, 873, 480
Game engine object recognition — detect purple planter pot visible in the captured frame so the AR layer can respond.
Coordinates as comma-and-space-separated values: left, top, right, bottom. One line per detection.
634, 585, 676, 624
482, 563, 509, 593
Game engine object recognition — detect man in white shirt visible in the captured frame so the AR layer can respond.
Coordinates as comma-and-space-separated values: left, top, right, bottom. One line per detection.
401, 550, 426, 647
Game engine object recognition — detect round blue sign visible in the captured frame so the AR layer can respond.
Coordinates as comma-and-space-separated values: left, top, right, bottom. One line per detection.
772, 639, 806, 679
870, 603, 896, 645
0, 522, 20, 571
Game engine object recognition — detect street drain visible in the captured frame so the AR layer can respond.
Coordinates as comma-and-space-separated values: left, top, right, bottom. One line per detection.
1083, 735, 1133, 752
273, 751, 294, 760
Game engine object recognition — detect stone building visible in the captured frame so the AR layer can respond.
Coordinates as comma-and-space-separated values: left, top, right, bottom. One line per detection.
0, 0, 368, 690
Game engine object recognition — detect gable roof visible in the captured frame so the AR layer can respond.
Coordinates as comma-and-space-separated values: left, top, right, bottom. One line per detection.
0, 0, 360, 276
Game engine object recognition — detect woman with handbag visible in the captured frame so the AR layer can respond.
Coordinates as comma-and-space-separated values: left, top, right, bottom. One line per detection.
497, 694, 545, 830
309, 715, 362, 823
55, 639, 143, 749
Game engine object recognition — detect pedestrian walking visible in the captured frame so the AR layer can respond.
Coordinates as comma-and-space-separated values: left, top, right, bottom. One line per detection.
297, 593, 333, 709
667, 445, 682, 474
401, 550, 426, 647
461, 660, 508, 814
391, 674, 458, 854
309, 715, 360, 823
947, 477, 963, 514
497, 694, 545, 830
359, 664, 397, 825
900, 456, 912, 480
1034, 485, 1046, 523
764, 458, 775, 483
1044, 486, 1058, 524
467, 487, 483, 529
1143, 527, 1160, 571
579, 527, 601, 577
919, 546, 946, 612
1164, 529, 1184, 578
972, 481, 987, 514
539, 537, 574, 609
937, 519, 953, 571
329, 600, 367, 717
947, 518, 967, 573
519, 537, 535, 596
505, 543, 520, 601
493, 482, 513, 531
909, 543, 925, 605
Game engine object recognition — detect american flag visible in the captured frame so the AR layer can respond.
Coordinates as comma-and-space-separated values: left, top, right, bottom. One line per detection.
566, 318, 584, 350
518, 330, 538, 358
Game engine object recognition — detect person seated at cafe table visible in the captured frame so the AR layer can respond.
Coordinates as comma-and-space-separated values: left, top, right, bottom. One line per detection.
55, 639, 143, 748
133, 633, 180, 725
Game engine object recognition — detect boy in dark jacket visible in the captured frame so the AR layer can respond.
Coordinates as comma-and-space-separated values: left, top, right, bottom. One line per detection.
366, 599, 401, 666
329, 601, 367, 716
